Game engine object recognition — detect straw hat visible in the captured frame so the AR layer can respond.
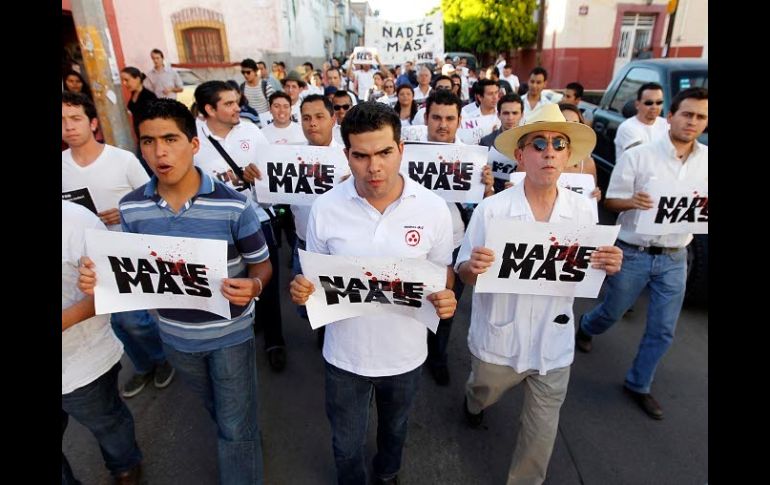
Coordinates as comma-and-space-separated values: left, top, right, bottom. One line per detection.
494, 104, 596, 167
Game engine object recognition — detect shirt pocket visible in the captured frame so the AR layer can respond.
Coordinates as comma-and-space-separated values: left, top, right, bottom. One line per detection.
542, 304, 575, 361
479, 294, 518, 357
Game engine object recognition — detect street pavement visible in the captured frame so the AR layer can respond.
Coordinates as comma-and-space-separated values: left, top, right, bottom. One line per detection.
64, 240, 708, 485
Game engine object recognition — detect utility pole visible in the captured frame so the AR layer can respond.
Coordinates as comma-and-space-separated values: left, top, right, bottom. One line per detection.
535, 0, 546, 66
70, 0, 135, 152
663, 0, 679, 58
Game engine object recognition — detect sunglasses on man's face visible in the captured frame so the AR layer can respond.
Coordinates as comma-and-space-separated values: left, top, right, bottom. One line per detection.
522, 137, 570, 152
241, 70, 253, 76
642, 100, 664, 106
333, 104, 351, 111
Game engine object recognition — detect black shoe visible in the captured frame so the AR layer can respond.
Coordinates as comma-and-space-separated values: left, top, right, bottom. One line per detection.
153, 361, 175, 388
267, 347, 287, 372
113, 463, 141, 484
429, 365, 450, 386
374, 475, 398, 485
623, 387, 664, 420
575, 325, 593, 353
121, 373, 152, 398
463, 396, 483, 427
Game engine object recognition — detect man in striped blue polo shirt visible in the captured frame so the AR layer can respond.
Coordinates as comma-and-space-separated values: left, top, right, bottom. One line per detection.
79, 98, 272, 484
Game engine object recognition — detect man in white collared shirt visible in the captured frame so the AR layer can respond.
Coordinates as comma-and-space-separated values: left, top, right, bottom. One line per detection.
576, 87, 708, 420
456, 104, 623, 485
613, 82, 670, 161
144, 49, 183, 100
523, 67, 553, 115
289, 101, 457, 485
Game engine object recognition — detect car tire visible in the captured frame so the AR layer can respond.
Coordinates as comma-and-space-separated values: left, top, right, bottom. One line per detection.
684, 234, 708, 306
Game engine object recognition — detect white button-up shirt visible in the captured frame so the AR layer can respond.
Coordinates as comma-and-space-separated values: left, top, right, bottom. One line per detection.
455, 182, 595, 374
614, 116, 669, 161
522, 94, 554, 115
307, 176, 454, 377
608, 134, 708, 248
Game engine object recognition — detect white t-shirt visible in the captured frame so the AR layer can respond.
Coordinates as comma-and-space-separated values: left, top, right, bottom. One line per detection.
414, 85, 432, 104
614, 116, 669, 161
455, 182, 595, 374
195, 121, 271, 221
62, 144, 150, 231
503, 74, 520, 94
354, 69, 375, 100
608, 134, 708, 248
307, 176, 454, 376
523, 94, 554, 115
291, 139, 344, 241
62, 200, 123, 394
461, 102, 481, 119
412, 107, 427, 125
260, 122, 306, 145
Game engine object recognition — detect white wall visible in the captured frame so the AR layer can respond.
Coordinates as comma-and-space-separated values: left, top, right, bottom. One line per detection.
113, 0, 167, 71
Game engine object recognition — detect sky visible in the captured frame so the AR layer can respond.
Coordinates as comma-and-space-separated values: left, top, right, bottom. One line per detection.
362, 0, 441, 22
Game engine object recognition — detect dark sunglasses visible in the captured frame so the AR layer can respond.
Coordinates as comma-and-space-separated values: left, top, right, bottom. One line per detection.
333, 104, 351, 111
241, 70, 253, 75
642, 100, 664, 106
522, 137, 570, 152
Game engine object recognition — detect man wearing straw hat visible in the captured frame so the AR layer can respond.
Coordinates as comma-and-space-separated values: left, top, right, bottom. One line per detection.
455, 104, 623, 485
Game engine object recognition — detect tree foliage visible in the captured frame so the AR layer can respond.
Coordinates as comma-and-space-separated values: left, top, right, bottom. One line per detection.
439, 0, 538, 55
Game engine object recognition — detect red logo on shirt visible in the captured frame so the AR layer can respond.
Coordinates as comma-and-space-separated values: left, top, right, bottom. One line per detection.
405, 230, 421, 246
240, 140, 250, 151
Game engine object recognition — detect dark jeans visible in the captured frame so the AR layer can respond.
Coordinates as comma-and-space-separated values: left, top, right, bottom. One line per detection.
254, 218, 285, 349
427, 246, 464, 369
163, 338, 263, 484
110, 309, 165, 375
62, 363, 142, 484
325, 362, 422, 484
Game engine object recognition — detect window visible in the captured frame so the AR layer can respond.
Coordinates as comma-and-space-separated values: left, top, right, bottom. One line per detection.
609, 67, 660, 113
183, 28, 224, 64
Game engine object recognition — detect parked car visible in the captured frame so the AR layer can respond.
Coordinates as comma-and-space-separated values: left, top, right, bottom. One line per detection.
174, 68, 204, 109
581, 58, 708, 306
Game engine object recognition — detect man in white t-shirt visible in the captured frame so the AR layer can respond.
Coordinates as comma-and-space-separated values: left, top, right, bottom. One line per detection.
192, 80, 291, 372
61, 92, 174, 398
62, 200, 143, 484
502, 64, 521, 95
457, 104, 622, 484
331, 90, 354, 145
411, 75, 452, 126
281, 71, 306, 123
260, 92, 306, 144
289, 101, 457, 485
614, 82, 670, 161
413, 66, 433, 105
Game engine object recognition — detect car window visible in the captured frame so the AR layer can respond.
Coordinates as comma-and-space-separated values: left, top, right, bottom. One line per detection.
669, 70, 708, 97
609, 67, 660, 113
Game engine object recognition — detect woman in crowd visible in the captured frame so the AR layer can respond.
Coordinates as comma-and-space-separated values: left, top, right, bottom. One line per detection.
394, 83, 418, 126
63, 70, 93, 99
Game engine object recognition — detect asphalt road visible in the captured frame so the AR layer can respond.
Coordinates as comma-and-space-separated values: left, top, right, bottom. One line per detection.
64, 239, 708, 485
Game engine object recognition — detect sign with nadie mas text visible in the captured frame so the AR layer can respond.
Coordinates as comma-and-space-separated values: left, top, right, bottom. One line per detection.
635, 179, 708, 235
85, 230, 231, 318
475, 221, 620, 298
298, 250, 447, 332
509, 172, 599, 223
252, 145, 350, 205
401, 143, 488, 203
365, 12, 444, 65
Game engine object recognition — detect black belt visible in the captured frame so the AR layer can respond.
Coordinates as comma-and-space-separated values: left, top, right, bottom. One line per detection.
617, 240, 683, 255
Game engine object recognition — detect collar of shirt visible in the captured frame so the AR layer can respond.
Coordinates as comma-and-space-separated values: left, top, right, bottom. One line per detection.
144, 167, 215, 201
659, 131, 704, 161
199, 120, 241, 142
507, 180, 575, 221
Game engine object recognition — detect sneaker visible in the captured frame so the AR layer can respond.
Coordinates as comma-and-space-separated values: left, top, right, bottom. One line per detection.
429, 364, 450, 386
267, 347, 287, 372
121, 373, 152, 398
463, 396, 484, 428
153, 361, 176, 389
575, 325, 593, 353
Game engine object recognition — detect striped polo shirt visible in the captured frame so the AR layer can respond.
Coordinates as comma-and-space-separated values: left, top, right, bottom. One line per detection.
119, 168, 269, 352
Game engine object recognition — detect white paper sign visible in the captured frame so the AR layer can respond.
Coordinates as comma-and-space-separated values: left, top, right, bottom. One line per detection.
298, 250, 447, 332
457, 116, 500, 144
352, 46, 378, 65
476, 221, 621, 298
636, 179, 708, 235
487, 146, 516, 179
252, 145, 350, 205
401, 143, 488, 203
509, 172, 599, 223
365, 12, 445, 65
85, 230, 231, 318
258, 110, 274, 127
401, 125, 428, 142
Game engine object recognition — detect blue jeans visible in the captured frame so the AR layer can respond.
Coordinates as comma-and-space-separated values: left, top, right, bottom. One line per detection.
427, 246, 464, 368
62, 363, 142, 484
110, 309, 165, 375
580, 241, 687, 394
325, 362, 422, 484
163, 338, 263, 485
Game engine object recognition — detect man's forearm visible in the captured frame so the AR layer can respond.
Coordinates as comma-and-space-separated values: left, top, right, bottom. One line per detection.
604, 197, 635, 213
248, 260, 273, 296
457, 261, 478, 287
62, 296, 96, 331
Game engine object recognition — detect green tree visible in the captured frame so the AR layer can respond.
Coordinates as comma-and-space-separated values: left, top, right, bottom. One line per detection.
438, 0, 538, 56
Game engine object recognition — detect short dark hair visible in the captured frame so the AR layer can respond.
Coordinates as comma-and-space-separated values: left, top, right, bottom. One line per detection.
340, 101, 401, 150
476, 79, 499, 97
497, 93, 523, 114
637, 82, 663, 100
432, 75, 452, 88
670, 87, 708, 114
136, 98, 197, 141
326, 67, 341, 77
333, 90, 353, 103
303, 62, 314, 70
269, 91, 292, 106
62, 91, 98, 122
530, 66, 548, 80
194, 80, 238, 118
63, 70, 93, 99
566, 82, 584, 99
240, 58, 257, 70
120, 66, 145, 82
425, 89, 462, 117
256, 61, 267, 69
301, 94, 334, 117
151, 48, 164, 58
